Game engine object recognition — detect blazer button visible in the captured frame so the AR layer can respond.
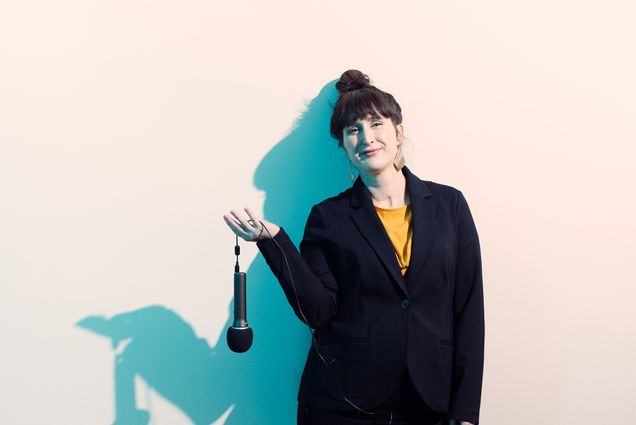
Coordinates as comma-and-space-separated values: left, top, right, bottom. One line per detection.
400, 299, 411, 310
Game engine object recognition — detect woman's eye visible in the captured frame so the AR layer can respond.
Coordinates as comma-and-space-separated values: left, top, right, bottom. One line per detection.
349, 128, 359, 134
372, 121, 382, 126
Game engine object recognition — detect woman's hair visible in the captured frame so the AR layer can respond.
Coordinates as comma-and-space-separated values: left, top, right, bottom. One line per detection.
330, 69, 403, 148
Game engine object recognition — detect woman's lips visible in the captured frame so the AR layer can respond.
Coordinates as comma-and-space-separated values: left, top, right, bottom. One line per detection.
361, 148, 381, 157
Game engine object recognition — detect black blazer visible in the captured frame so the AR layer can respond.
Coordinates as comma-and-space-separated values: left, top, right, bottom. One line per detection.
256, 165, 484, 424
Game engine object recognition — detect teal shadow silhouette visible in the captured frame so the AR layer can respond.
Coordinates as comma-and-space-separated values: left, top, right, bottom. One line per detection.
77, 79, 355, 425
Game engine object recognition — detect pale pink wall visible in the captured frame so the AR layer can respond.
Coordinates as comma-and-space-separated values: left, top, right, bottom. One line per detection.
1, 1, 634, 424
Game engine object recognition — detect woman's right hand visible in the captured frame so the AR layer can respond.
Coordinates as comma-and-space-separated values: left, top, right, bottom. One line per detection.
223, 207, 281, 242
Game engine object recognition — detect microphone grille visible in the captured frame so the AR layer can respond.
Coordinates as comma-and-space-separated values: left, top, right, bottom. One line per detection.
226, 326, 253, 353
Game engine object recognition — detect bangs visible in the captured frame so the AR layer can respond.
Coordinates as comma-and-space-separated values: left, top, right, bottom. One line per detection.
330, 88, 402, 142
338, 89, 392, 127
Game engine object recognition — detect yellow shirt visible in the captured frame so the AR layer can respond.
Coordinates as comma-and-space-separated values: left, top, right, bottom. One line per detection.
374, 204, 413, 276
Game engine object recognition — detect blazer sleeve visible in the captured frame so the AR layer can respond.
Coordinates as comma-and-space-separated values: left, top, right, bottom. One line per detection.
256, 204, 338, 329
448, 191, 485, 424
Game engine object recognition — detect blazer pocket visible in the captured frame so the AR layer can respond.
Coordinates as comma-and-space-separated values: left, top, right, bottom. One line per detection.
316, 341, 371, 400
439, 338, 454, 346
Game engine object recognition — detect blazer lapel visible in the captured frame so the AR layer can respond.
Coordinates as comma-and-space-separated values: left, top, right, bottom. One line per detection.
402, 166, 436, 288
349, 166, 436, 297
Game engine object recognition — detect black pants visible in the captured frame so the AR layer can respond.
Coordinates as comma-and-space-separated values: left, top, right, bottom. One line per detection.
297, 371, 445, 425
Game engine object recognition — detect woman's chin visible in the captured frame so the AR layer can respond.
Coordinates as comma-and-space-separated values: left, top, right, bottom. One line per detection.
358, 162, 395, 176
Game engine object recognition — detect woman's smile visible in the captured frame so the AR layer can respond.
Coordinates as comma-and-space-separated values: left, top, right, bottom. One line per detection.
361, 147, 382, 158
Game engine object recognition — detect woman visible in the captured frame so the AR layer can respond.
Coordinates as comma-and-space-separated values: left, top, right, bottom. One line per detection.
223, 70, 484, 425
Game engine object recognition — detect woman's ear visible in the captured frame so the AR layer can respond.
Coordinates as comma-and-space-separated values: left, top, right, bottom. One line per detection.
395, 123, 405, 143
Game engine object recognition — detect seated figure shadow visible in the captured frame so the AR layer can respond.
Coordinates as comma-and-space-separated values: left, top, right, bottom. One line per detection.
77, 79, 354, 425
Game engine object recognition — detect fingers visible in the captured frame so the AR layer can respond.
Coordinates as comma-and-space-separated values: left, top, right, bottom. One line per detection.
223, 214, 242, 234
230, 209, 254, 232
222, 207, 261, 241
244, 207, 260, 227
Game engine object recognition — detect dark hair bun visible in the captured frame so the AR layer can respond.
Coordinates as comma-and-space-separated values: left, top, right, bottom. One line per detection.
336, 69, 371, 95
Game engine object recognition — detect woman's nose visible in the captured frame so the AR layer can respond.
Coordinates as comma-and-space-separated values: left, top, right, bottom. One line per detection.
359, 126, 374, 144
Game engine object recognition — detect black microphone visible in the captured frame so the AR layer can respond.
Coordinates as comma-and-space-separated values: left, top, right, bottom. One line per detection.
226, 268, 253, 353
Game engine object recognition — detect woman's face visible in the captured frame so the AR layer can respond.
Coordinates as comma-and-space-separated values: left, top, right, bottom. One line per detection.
342, 114, 404, 176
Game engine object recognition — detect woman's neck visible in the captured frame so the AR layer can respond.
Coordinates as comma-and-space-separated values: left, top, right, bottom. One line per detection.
360, 167, 409, 208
